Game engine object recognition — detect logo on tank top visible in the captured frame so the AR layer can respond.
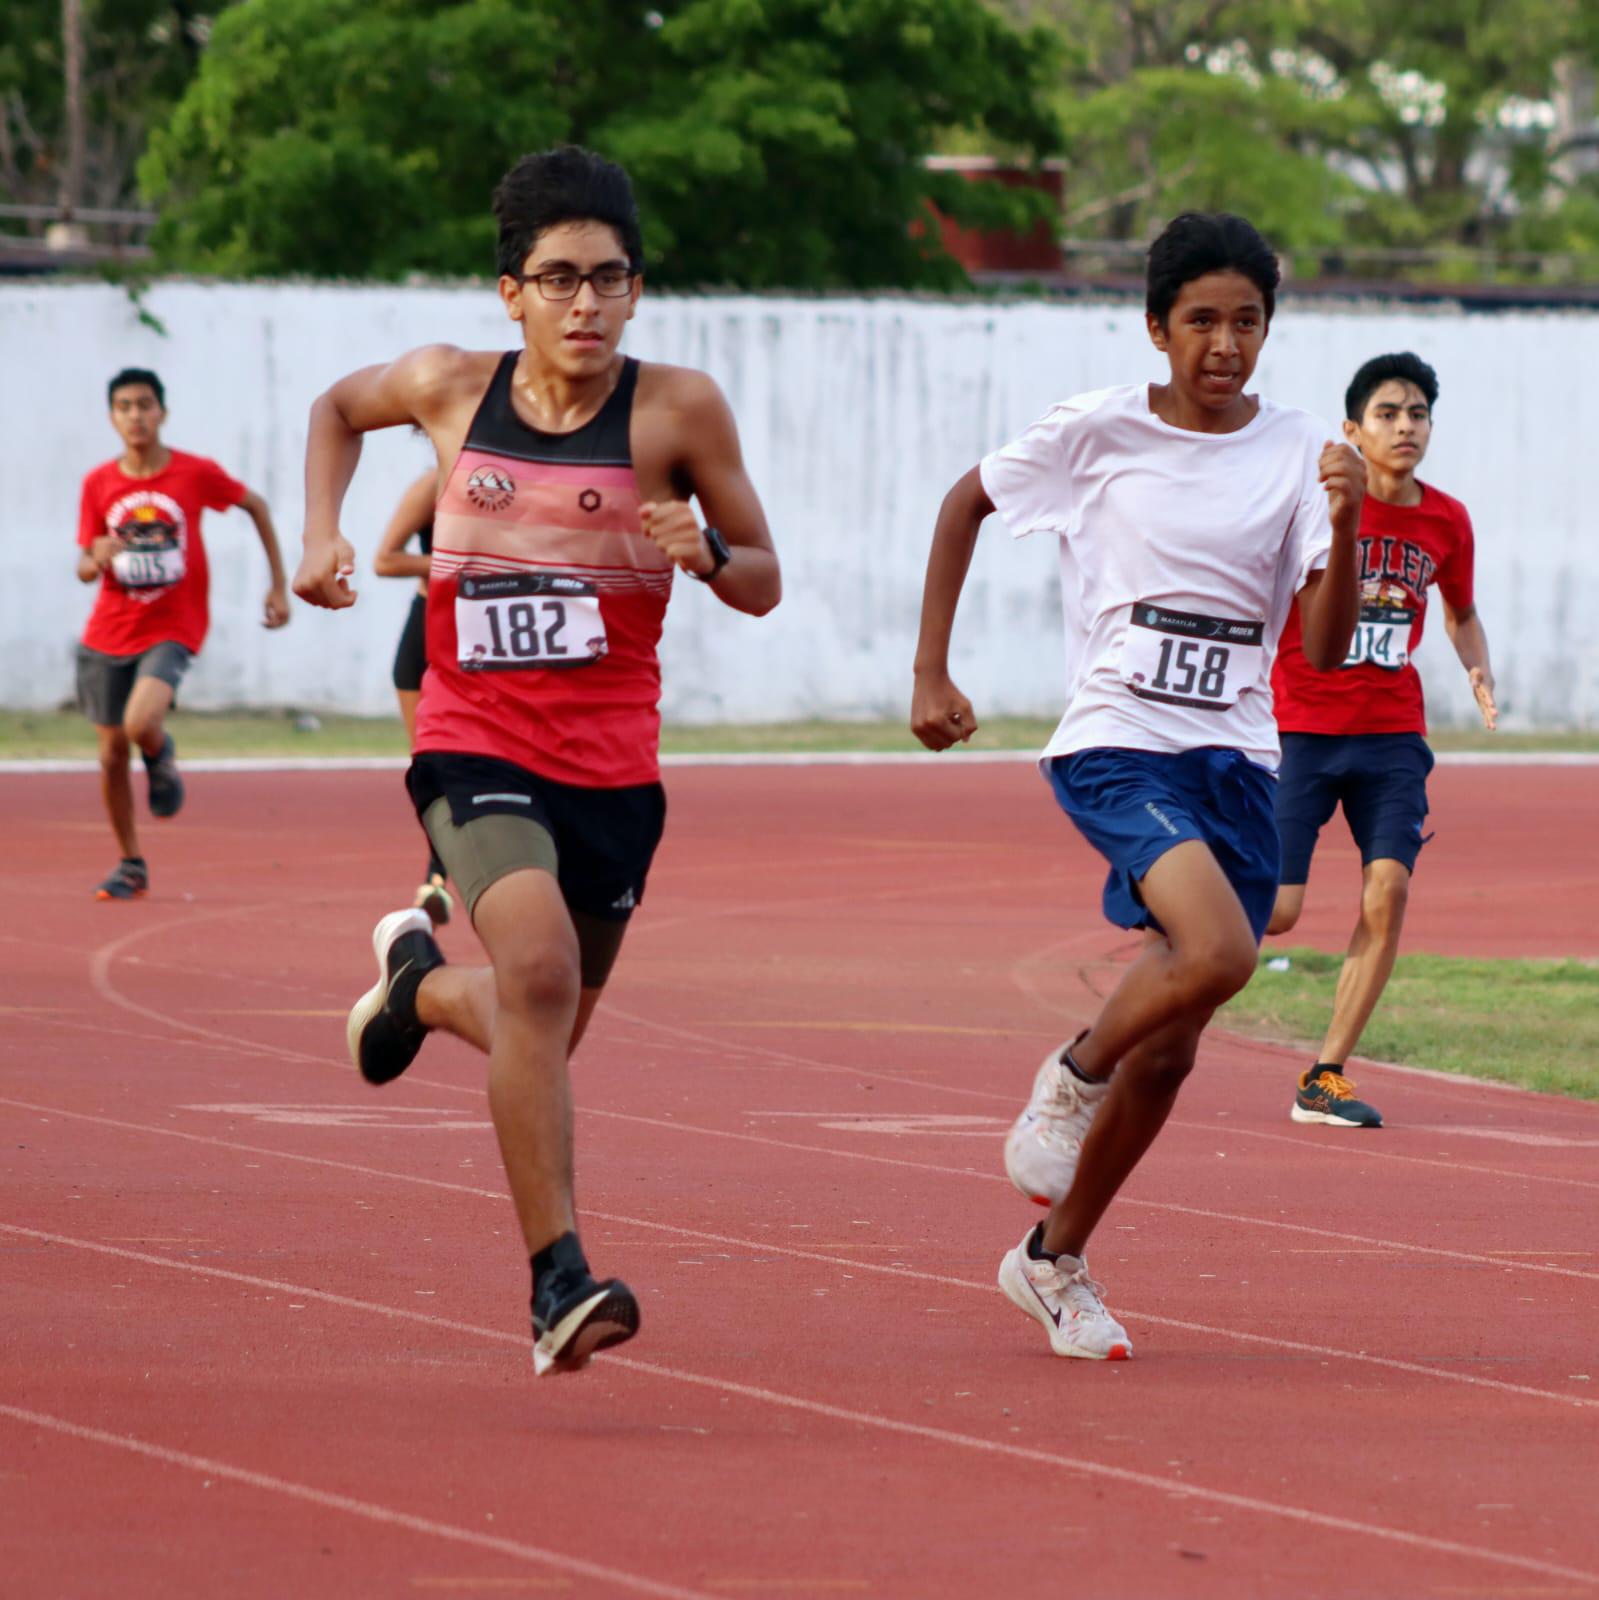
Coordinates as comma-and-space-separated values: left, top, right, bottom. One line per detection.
466, 465, 516, 512
578, 488, 602, 513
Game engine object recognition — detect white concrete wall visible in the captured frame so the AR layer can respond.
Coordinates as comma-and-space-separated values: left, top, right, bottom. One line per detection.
3, 281, 1595, 728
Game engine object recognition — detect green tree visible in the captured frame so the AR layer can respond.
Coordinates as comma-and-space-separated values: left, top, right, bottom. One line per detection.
0, 0, 214, 214
994, 0, 1599, 272
141, 0, 1062, 287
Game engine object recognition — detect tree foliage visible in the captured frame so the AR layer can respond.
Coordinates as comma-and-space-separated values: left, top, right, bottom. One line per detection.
996, 0, 1599, 270
0, 0, 210, 211
139, 0, 1063, 287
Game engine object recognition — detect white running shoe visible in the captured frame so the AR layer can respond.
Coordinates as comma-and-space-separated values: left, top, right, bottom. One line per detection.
998, 1227, 1132, 1361
1003, 1037, 1111, 1206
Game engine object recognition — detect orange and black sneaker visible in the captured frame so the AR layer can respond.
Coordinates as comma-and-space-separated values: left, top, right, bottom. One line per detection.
94, 858, 148, 901
1292, 1065, 1382, 1128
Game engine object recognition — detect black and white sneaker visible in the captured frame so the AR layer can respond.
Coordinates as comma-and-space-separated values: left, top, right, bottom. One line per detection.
532, 1236, 640, 1376
144, 734, 185, 819
346, 908, 445, 1085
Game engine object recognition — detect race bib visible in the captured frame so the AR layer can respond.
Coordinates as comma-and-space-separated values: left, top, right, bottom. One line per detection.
1120, 602, 1265, 712
110, 538, 186, 590
1342, 600, 1414, 671
455, 571, 607, 672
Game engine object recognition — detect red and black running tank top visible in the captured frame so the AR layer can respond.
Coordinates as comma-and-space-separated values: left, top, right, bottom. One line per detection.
415, 354, 673, 787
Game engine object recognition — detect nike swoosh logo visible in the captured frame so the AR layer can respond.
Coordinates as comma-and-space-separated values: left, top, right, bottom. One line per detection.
1025, 1271, 1063, 1327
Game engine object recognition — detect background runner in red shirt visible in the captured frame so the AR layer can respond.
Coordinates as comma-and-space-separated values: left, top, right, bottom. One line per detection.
75, 367, 289, 901
1267, 352, 1497, 1128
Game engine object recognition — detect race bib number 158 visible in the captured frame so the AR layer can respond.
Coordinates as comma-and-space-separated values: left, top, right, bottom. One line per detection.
455, 571, 607, 672
1120, 603, 1265, 711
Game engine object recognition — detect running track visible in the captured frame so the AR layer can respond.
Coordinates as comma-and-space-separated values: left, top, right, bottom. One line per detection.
3, 760, 1597, 1599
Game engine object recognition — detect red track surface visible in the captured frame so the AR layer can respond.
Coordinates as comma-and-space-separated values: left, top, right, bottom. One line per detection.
3, 761, 1597, 1599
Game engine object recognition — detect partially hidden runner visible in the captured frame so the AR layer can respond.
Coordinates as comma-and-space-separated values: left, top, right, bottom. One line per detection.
911, 213, 1362, 1361
1267, 351, 1495, 1129
292, 147, 781, 1375
374, 464, 453, 925
75, 366, 290, 901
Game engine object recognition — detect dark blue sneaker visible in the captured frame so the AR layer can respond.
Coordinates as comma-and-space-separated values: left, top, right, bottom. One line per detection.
95, 858, 148, 901
144, 734, 185, 818
1292, 1067, 1383, 1128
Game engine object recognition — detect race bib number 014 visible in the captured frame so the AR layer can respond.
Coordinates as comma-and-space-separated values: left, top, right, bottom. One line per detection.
111, 541, 186, 590
1342, 601, 1414, 671
456, 571, 607, 672
1120, 603, 1265, 712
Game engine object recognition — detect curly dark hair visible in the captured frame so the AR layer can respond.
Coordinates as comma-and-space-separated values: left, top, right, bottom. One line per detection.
1146, 213, 1279, 327
492, 146, 644, 280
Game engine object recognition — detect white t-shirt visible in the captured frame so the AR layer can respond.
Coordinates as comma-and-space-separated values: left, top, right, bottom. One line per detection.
980, 384, 1335, 772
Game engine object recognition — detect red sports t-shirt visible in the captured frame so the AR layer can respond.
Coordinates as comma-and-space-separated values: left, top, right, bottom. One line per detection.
77, 450, 247, 657
1271, 482, 1475, 736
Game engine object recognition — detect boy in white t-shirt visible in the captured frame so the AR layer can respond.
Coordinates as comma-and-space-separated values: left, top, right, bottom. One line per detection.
911, 212, 1363, 1360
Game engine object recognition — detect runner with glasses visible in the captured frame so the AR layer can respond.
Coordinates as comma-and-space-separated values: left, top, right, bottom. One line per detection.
293, 146, 781, 1377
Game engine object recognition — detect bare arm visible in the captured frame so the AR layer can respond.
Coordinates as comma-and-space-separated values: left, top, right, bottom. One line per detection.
296, 344, 466, 611
1296, 442, 1364, 670
372, 470, 438, 580
237, 489, 290, 628
641, 374, 780, 616
1442, 597, 1497, 730
77, 538, 118, 583
910, 465, 992, 750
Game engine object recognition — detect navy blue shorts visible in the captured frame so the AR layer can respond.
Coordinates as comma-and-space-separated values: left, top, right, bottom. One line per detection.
1274, 732, 1434, 884
1047, 746, 1281, 945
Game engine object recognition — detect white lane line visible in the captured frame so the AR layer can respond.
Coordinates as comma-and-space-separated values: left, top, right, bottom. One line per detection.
3, 1244, 1596, 1590
0, 1403, 713, 1600
4, 1143, 1597, 1414
575, 1104, 1599, 1286
79, 878, 1599, 1202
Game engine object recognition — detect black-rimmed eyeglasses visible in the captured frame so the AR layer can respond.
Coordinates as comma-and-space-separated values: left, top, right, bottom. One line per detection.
517, 267, 636, 301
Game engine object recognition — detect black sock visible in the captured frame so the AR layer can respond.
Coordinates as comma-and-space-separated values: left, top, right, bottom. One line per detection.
384, 931, 441, 1029
531, 1231, 590, 1298
1061, 1042, 1100, 1086
1026, 1222, 1060, 1264
1312, 1061, 1343, 1080
121, 855, 146, 867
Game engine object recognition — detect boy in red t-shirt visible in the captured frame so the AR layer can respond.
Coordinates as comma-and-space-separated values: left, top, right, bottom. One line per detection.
76, 367, 290, 899
1268, 352, 1497, 1127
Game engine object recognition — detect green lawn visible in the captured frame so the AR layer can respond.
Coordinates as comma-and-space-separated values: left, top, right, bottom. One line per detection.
1221, 947, 1599, 1100
1, 707, 1594, 760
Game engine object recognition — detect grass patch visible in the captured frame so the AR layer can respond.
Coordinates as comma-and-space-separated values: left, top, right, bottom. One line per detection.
0, 707, 1051, 760
1, 707, 1594, 761
1222, 947, 1599, 1100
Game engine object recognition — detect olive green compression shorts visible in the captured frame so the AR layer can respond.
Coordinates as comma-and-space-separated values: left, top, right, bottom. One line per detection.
410, 752, 666, 991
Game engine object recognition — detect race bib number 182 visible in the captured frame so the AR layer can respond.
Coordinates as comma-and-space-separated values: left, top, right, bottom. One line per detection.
1120, 603, 1265, 711
455, 571, 607, 672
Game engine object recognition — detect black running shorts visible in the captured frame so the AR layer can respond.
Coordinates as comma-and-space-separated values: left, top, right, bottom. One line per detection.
391, 593, 428, 693
406, 751, 666, 988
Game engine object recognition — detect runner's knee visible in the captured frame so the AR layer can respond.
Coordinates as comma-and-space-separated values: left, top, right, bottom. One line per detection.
97, 730, 131, 772
1361, 866, 1410, 934
493, 941, 581, 1020
1171, 934, 1256, 1009
1266, 890, 1303, 936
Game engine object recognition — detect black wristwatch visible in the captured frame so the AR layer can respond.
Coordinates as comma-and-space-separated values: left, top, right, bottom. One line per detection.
691, 525, 732, 582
